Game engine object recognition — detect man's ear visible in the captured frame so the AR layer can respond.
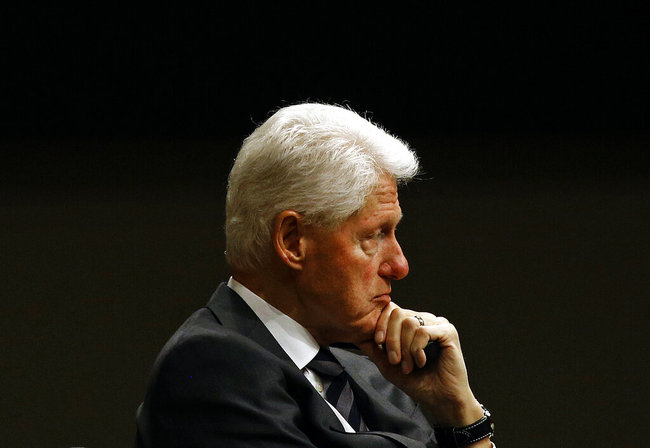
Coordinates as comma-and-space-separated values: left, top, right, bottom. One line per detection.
273, 210, 306, 270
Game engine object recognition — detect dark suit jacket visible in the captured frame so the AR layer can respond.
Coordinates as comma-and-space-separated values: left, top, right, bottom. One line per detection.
136, 283, 437, 447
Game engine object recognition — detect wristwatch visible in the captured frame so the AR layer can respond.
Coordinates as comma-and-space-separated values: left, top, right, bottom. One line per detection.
433, 404, 494, 447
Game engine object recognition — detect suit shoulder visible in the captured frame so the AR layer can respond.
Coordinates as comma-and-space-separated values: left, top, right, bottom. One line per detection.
146, 307, 295, 394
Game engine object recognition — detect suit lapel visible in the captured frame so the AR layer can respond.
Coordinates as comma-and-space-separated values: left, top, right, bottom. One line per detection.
205, 282, 291, 362
331, 347, 434, 441
205, 283, 348, 432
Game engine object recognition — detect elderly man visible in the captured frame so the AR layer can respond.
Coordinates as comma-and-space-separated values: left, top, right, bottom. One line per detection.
136, 103, 495, 447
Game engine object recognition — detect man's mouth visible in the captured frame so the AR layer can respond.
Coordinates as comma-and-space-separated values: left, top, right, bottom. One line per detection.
373, 293, 391, 304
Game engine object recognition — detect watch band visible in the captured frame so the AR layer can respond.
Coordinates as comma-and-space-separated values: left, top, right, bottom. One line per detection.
433, 404, 494, 447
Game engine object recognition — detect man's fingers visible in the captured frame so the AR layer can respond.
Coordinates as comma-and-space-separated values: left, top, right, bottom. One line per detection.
411, 328, 433, 368
377, 304, 457, 374
432, 315, 449, 325
374, 302, 398, 346
408, 319, 460, 369
401, 313, 445, 372
384, 307, 409, 365
399, 316, 422, 374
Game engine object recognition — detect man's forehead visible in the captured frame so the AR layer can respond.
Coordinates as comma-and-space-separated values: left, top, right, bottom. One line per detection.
367, 176, 399, 205
357, 179, 402, 220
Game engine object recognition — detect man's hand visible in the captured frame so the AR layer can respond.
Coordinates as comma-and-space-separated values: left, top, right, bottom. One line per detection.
357, 302, 484, 428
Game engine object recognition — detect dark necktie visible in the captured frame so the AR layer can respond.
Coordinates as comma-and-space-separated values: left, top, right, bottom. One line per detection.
307, 348, 368, 431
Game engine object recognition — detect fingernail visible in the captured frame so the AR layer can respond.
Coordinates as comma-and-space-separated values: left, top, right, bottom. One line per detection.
375, 331, 385, 343
388, 350, 399, 364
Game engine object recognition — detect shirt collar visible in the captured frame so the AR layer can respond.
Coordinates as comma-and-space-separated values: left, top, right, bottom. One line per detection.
227, 277, 320, 370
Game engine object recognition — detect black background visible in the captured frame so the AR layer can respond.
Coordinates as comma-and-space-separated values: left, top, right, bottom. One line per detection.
1, 4, 648, 447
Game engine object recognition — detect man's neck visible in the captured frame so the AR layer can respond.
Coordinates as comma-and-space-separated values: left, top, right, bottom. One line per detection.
231, 269, 300, 323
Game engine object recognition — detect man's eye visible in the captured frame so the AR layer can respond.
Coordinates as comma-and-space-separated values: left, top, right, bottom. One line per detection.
370, 231, 385, 240
359, 233, 379, 251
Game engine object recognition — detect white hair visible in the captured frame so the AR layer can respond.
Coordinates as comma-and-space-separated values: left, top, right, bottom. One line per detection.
225, 103, 419, 272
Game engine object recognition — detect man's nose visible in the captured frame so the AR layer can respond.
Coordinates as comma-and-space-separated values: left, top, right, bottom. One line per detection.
378, 238, 409, 280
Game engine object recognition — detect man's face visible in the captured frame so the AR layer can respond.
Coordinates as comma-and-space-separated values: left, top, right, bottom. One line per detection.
297, 175, 409, 345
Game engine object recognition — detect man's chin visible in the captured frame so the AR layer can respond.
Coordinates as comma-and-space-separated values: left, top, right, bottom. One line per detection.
321, 312, 382, 346
346, 317, 381, 346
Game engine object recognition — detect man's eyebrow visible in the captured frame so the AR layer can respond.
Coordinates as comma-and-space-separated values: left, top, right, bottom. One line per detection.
392, 212, 404, 227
